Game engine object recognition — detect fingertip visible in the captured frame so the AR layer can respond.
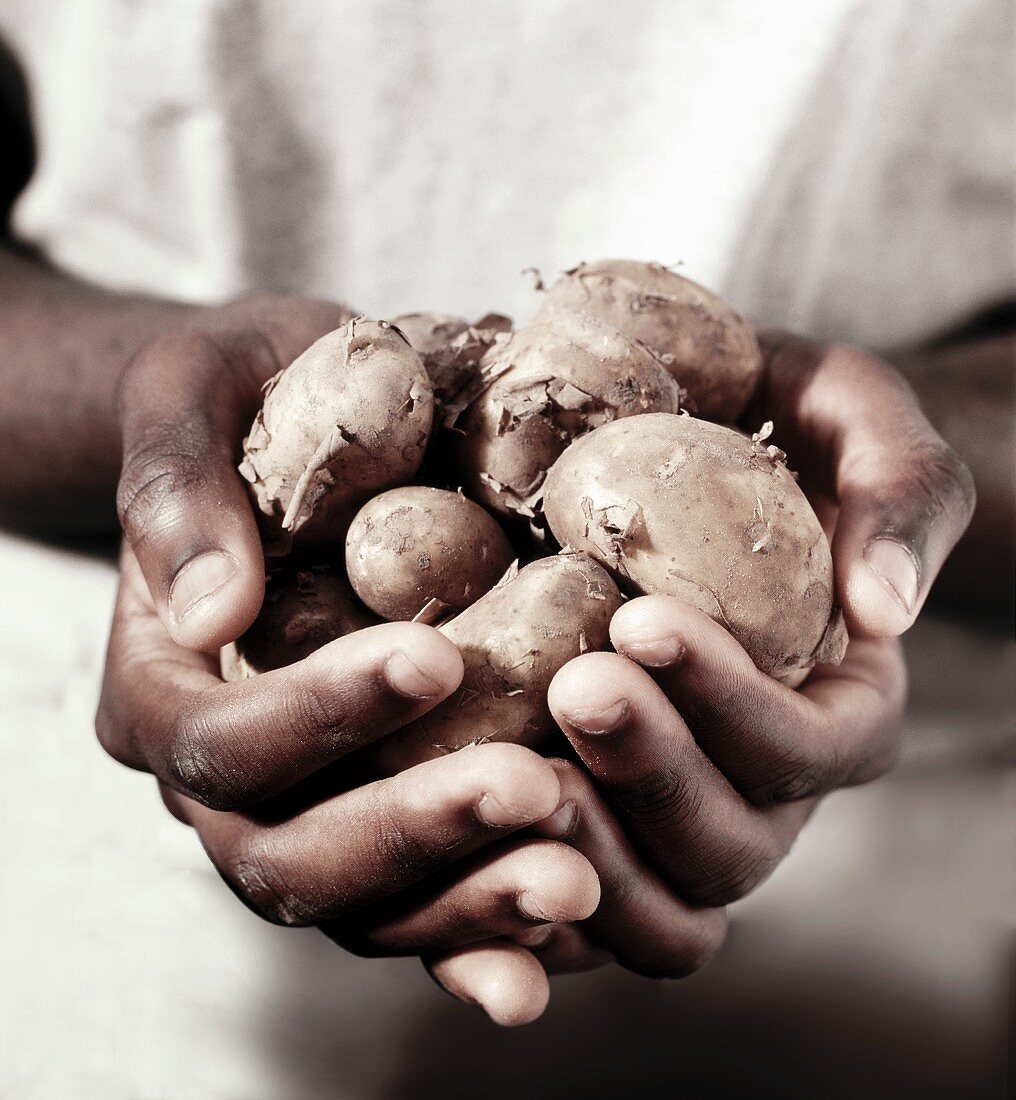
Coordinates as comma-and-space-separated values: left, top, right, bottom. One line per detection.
548, 651, 635, 721
382, 621, 465, 697
516, 840, 602, 922
428, 943, 550, 1027
483, 970, 551, 1027
840, 539, 919, 639
609, 594, 695, 667
470, 743, 563, 825
167, 547, 265, 652
314, 620, 464, 701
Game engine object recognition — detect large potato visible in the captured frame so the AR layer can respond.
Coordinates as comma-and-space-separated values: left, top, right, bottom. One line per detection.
542, 413, 847, 681
454, 314, 682, 519
220, 564, 377, 681
239, 317, 433, 549
345, 486, 514, 621
533, 259, 762, 421
370, 553, 624, 775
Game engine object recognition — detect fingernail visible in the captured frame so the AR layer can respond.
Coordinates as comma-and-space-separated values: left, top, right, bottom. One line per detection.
565, 699, 629, 735
385, 650, 442, 698
476, 792, 532, 827
169, 551, 238, 623
518, 891, 556, 922
538, 800, 578, 840
617, 635, 685, 668
513, 924, 554, 947
863, 538, 919, 615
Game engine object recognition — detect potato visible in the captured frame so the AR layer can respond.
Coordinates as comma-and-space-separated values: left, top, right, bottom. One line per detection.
370, 553, 624, 775
220, 564, 377, 681
453, 314, 682, 519
238, 317, 433, 549
393, 311, 512, 406
345, 486, 514, 621
533, 259, 763, 422
391, 312, 470, 356
542, 413, 847, 681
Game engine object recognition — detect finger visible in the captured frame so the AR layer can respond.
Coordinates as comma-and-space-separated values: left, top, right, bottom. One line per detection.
511, 923, 613, 975
757, 333, 975, 637
610, 596, 906, 804
163, 742, 564, 926
532, 758, 727, 976
116, 330, 279, 650
425, 941, 550, 1027
548, 652, 811, 907
99, 551, 464, 808
345, 839, 600, 954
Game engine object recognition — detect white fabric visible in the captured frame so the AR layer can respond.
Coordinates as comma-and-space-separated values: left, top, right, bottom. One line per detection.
0, 4, 1013, 1096
4, 0, 1014, 345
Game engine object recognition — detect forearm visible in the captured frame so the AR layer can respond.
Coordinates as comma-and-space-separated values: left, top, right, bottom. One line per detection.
0, 245, 193, 534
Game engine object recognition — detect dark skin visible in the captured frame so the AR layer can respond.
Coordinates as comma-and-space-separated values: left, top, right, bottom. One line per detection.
0, 73, 994, 1021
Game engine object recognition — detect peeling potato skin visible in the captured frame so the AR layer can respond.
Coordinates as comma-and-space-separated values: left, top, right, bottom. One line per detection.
344, 486, 514, 621
543, 413, 847, 679
456, 314, 682, 520
370, 554, 625, 775
393, 311, 512, 406
391, 312, 471, 356
238, 317, 434, 550
220, 564, 377, 681
533, 259, 762, 422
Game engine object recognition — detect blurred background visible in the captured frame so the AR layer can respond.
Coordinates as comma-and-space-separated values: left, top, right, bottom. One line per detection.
1, 1, 1012, 1096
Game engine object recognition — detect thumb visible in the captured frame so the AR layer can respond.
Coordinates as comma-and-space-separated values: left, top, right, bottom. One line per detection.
115, 330, 273, 650
830, 364, 976, 638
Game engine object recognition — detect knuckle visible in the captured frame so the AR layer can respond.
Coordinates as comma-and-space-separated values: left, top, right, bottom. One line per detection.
760, 751, 829, 804
681, 669, 767, 748
611, 765, 703, 832
280, 680, 343, 748
371, 806, 446, 883
166, 713, 246, 810
684, 836, 781, 907
844, 730, 902, 788
923, 441, 976, 522
225, 835, 314, 926
116, 433, 210, 549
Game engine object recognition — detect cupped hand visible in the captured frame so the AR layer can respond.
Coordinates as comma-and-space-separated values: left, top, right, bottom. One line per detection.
439, 331, 974, 1004
103, 297, 606, 1026
96, 547, 601, 1025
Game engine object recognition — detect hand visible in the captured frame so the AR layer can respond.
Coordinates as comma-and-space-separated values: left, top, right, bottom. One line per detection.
102, 296, 606, 1025
438, 331, 974, 1008
113, 292, 355, 650
97, 547, 601, 1025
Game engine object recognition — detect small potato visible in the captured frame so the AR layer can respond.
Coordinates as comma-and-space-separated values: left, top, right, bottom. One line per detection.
394, 311, 512, 406
239, 317, 433, 548
220, 564, 377, 681
345, 486, 514, 621
454, 314, 682, 519
370, 553, 624, 775
543, 413, 847, 681
533, 259, 762, 422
